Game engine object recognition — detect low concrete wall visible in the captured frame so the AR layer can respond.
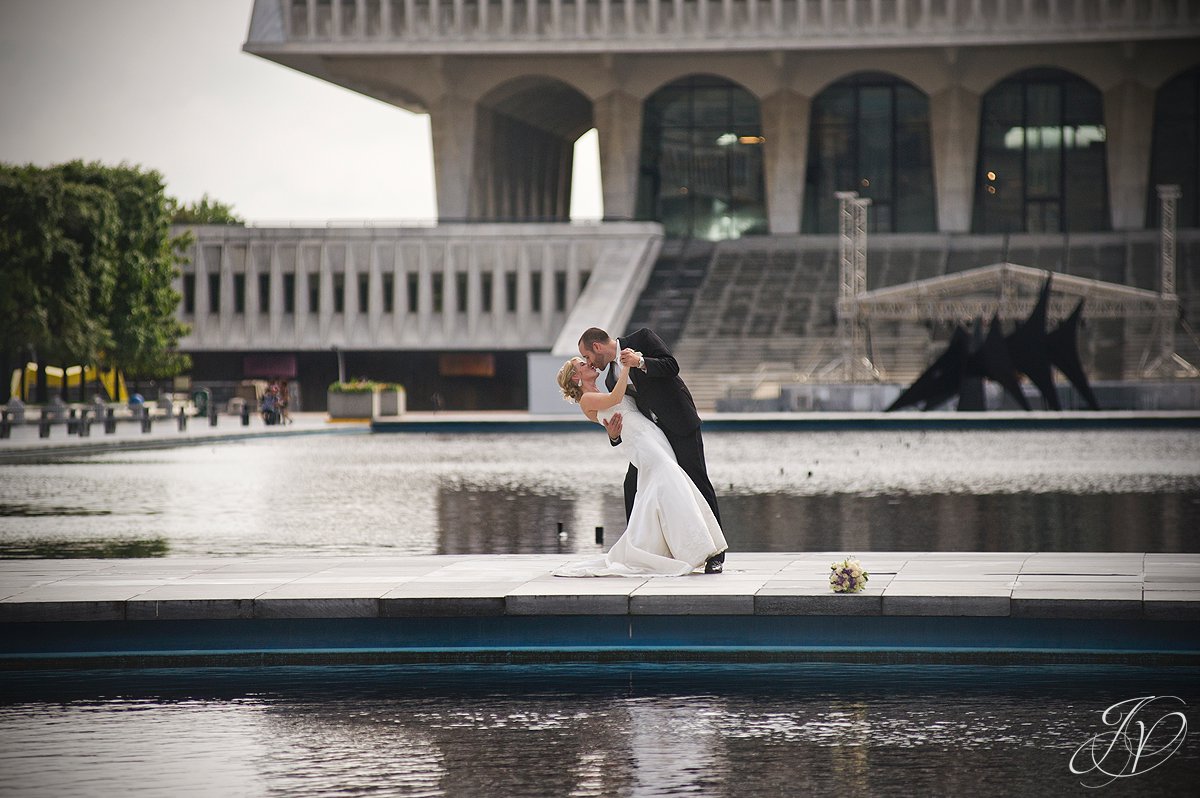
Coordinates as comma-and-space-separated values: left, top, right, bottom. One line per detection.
718, 380, 1200, 413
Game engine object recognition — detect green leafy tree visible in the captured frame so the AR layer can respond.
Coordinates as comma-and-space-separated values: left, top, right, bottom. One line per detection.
170, 193, 243, 225
0, 160, 197, 400
0, 165, 116, 375
55, 161, 192, 379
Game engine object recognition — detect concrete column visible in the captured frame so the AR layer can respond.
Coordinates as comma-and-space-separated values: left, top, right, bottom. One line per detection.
1104, 79, 1155, 231
390, 243, 403, 339
296, 249, 312, 343
343, 244, 358, 342
466, 247, 481, 338
319, 245, 334, 343
219, 245, 233, 343
443, 244, 456, 338
368, 243, 383, 340
430, 94, 478, 222
930, 85, 981, 233
246, 250, 261, 343
761, 89, 811, 235
517, 245, 532, 337
193, 246, 209, 343
595, 91, 643, 220
470, 107, 494, 219
417, 244, 433, 339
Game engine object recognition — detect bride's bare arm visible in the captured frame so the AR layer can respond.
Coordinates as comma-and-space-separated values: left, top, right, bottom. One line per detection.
580, 361, 629, 414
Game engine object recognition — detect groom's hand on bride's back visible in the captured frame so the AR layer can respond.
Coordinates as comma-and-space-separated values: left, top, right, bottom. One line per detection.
603, 412, 623, 445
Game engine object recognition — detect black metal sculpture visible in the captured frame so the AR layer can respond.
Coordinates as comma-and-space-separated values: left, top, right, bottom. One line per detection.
887, 275, 1099, 412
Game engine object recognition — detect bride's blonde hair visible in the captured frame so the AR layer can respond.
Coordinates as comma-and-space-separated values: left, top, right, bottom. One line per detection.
556, 357, 585, 404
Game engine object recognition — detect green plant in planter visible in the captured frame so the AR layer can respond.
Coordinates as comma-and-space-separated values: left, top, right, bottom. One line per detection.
328, 379, 377, 394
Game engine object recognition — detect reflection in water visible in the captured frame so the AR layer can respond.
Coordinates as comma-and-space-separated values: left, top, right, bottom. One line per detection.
1, 665, 1198, 796
0, 430, 1197, 557
436, 487, 576, 554
0, 537, 169, 559
720, 491, 1200, 552
0, 503, 113, 517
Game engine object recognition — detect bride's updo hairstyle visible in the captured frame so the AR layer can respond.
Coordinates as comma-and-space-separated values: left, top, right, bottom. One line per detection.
557, 357, 585, 404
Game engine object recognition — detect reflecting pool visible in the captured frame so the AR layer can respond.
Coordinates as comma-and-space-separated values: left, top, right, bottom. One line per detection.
1, 429, 1197, 557
1, 664, 1197, 796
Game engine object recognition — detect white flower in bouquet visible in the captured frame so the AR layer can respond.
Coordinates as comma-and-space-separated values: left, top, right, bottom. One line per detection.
829, 556, 869, 593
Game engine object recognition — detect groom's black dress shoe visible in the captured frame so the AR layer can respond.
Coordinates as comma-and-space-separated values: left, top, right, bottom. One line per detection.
704, 553, 725, 574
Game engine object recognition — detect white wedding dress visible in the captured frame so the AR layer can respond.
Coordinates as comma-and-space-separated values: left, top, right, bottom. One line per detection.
554, 396, 728, 577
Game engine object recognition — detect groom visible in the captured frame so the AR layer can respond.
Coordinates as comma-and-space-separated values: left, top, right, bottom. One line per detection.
578, 326, 725, 573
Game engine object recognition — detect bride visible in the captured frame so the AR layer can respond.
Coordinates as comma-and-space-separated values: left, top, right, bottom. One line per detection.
552, 355, 727, 577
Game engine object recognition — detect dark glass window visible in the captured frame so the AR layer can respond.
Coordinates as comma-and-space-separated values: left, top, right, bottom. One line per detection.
382, 274, 394, 313
1148, 66, 1200, 228
283, 274, 296, 314
637, 75, 768, 240
530, 272, 542, 313
505, 272, 517, 313
456, 273, 468, 314
407, 273, 419, 313
308, 274, 319, 313
358, 274, 369, 313
333, 274, 344, 313
481, 272, 493, 313
208, 274, 220, 313
233, 274, 246, 314
973, 68, 1109, 233
803, 73, 936, 233
554, 271, 567, 313
182, 274, 195, 314
258, 274, 270, 313
432, 273, 443, 313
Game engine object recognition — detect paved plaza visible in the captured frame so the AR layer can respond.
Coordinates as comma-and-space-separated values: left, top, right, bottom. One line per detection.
0, 412, 364, 461
3, 552, 1197, 623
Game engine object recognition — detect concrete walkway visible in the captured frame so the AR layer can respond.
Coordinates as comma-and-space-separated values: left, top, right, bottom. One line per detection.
0, 412, 365, 461
4, 553, 1197, 666
372, 409, 1200, 433
3, 552, 1197, 622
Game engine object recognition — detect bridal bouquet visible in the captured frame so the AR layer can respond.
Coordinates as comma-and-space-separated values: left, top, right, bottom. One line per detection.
829, 557, 869, 593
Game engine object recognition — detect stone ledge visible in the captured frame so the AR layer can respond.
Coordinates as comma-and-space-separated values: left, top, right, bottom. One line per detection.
755, 593, 883, 616
1011, 598, 1143, 619
1, 553, 1196, 624
883, 595, 1011, 617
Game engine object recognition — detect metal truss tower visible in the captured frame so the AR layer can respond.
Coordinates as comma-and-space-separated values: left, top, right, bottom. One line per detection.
1142, 184, 1198, 378
835, 191, 878, 382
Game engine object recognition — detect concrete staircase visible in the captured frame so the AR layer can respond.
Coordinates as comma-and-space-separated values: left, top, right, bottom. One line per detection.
625, 232, 1200, 412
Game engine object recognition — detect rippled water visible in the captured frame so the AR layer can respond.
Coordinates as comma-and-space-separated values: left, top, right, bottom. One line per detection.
1, 664, 1197, 796
1, 429, 1198, 556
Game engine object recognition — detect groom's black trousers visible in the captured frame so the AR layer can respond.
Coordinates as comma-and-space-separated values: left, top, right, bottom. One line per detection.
623, 425, 721, 525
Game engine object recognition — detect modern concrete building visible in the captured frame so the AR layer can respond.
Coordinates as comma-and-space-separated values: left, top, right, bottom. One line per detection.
175, 1, 1200, 411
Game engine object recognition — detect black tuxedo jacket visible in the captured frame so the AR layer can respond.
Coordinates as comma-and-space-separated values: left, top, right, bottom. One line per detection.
605, 328, 701, 437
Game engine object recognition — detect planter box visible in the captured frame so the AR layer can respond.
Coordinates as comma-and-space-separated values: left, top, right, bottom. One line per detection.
327, 388, 406, 420
377, 388, 406, 417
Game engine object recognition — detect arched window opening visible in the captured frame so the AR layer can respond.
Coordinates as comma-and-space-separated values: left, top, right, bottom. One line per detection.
636, 75, 767, 240
473, 77, 592, 222
973, 68, 1109, 233
1148, 66, 1200, 229
802, 72, 936, 234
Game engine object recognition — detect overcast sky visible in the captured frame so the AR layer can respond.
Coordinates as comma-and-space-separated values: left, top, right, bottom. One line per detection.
0, 0, 601, 223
